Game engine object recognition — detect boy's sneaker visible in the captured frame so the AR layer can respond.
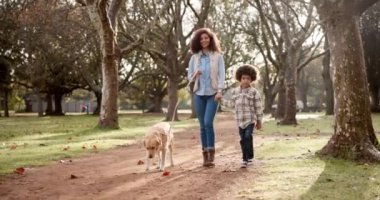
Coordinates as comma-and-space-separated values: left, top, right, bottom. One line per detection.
247, 159, 253, 165
241, 161, 248, 168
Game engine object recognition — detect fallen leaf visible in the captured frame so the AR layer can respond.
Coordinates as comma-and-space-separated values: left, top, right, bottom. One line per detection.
9, 144, 17, 150
63, 146, 70, 151
222, 169, 237, 172
14, 167, 25, 175
137, 160, 144, 165
326, 178, 334, 182
162, 171, 170, 176
93, 145, 97, 150
68, 137, 72, 140
82, 146, 86, 149
70, 174, 78, 179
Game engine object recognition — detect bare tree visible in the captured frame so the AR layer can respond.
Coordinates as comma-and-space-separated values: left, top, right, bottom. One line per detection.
76, 0, 124, 128
312, 0, 380, 161
120, 0, 211, 121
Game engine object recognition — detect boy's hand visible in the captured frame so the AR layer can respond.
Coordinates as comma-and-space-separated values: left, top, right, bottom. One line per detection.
256, 121, 262, 130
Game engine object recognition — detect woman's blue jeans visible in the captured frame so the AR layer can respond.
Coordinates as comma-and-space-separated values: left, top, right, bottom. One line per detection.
239, 123, 254, 161
194, 94, 218, 150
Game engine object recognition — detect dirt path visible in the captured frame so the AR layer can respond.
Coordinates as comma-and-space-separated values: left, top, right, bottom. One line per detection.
0, 113, 263, 200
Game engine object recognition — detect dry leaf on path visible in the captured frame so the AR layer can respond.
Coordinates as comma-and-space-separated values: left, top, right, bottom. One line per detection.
14, 167, 25, 175
137, 160, 144, 165
70, 174, 78, 179
162, 171, 170, 176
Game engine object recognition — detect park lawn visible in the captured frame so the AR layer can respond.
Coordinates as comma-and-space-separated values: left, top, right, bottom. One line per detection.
0, 113, 197, 174
236, 113, 380, 200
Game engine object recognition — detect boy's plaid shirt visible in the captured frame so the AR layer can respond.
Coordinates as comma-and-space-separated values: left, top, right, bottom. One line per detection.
222, 86, 263, 129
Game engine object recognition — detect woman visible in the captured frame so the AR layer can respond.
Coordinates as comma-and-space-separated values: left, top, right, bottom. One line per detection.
187, 28, 225, 167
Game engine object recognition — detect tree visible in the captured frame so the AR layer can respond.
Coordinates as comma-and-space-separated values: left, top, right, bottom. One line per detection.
76, 0, 125, 128
14, 0, 91, 116
246, 0, 324, 123
312, 0, 380, 161
121, 0, 211, 121
321, 35, 334, 115
0, 57, 11, 117
361, 2, 380, 112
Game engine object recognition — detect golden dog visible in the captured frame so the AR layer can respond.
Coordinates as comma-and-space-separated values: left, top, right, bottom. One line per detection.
143, 122, 174, 171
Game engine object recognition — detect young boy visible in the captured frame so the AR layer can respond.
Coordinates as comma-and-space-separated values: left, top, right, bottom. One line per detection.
222, 64, 263, 168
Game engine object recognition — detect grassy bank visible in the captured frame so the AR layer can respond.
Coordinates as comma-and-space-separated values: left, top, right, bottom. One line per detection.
0, 113, 197, 174
235, 113, 380, 200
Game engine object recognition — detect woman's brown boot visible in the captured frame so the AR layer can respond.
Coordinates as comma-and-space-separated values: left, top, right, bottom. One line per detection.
208, 149, 215, 167
202, 150, 209, 167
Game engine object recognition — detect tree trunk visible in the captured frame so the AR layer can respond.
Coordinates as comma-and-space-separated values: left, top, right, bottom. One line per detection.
93, 91, 101, 115
98, 52, 119, 128
280, 67, 297, 124
280, 48, 298, 125
298, 69, 309, 112
4, 89, 9, 117
263, 90, 276, 114
147, 94, 164, 113
86, 1, 121, 129
37, 92, 43, 117
322, 35, 334, 115
166, 75, 179, 121
369, 85, 380, 112
276, 69, 286, 119
314, 0, 380, 161
45, 93, 53, 115
53, 93, 64, 115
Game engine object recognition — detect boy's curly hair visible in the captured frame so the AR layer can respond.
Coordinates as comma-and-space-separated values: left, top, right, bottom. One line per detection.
235, 64, 258, 82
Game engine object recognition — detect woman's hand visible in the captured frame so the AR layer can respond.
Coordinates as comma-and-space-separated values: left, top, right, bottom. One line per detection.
215, 92, 222, 101
193, 69, 202, 79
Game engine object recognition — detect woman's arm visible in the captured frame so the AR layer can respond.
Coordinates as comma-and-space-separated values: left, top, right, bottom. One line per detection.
187, 56, 195, 81
217, 54, 226, 92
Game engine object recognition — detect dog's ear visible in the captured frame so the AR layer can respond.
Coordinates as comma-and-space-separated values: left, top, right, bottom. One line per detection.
156, 137, 161, 147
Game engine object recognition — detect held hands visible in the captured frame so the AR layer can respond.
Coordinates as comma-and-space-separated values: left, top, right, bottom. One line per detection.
256, 121, 262, 130
215, 92, 222, 102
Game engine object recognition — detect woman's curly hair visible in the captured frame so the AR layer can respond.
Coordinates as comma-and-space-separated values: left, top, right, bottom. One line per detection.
190, 28, 221, 53
235, 64, 258, 82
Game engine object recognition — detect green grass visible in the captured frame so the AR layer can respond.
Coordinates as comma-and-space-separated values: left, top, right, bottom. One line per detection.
0, 113, 197, 174
235, 113, 380, 200
261, 113, 380, 136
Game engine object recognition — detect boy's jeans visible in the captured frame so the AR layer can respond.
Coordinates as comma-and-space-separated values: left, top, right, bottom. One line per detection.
239, 123, 254, 161
194, 94, 218, 150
